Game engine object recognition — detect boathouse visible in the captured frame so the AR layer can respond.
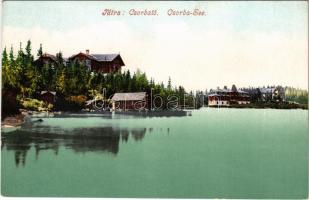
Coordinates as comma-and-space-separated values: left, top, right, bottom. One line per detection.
111, 92, 147, 110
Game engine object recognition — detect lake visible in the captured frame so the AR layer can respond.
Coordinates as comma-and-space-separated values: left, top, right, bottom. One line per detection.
1, 108, 308, 198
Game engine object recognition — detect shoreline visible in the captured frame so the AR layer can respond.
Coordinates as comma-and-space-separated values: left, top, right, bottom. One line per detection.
1, 113, 27, 128
208, 102, 308, 110
2, 104, 307, 128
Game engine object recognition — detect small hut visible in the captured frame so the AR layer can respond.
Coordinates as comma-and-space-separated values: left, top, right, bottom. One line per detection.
40, 91, 56, 104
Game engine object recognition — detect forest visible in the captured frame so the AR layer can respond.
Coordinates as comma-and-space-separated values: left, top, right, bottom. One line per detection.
2, 40, 195, 117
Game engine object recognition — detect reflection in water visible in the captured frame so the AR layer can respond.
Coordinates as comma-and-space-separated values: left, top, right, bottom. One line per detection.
131, 128, 146, 141
2, 125, 169, 167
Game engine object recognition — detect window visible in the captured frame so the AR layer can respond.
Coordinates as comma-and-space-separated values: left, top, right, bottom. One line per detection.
85, 59, 91, 66
85, 59, 91, 71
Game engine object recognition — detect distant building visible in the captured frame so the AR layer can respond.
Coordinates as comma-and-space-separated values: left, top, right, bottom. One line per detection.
40, 91, 56, 104
34, 53, 68, 67
260, 86, 285, 102
69, 50, 125, 73
111, 92, 147, 110
34, 53, 58, 67
208, 89, 250, 106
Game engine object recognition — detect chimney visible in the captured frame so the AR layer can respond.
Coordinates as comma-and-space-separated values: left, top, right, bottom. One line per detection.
86, 49, 89, 55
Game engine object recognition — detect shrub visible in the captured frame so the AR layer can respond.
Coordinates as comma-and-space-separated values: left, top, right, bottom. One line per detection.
47, 103, 54, 110
54, 95, 87, 111
20, 98, 52, 111
66, 95, 87, 106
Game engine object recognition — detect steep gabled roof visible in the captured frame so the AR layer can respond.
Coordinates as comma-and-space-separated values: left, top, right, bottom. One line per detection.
43, 53, 57, 61
41, 91, 56, 95
69, 52, 97, 61
91, 54, 119, 62
35, 53, 57, 62
211, 89, 248, 94
92, 54, 125, 66
112, 92, 146, 101
237, 90, 249, 94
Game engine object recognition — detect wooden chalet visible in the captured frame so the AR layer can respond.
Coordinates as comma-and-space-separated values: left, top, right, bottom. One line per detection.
208, 89, 250, 106
34, 53, 68, 67
69, 50, 125, 73
34, 53, 58, 67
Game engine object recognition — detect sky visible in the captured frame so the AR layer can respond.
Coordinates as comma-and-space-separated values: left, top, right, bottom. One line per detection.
1, 1, 308, 91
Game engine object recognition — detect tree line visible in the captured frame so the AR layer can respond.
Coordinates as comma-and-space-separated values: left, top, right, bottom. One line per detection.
285, 87, 308, 104
2, 40, 194, 115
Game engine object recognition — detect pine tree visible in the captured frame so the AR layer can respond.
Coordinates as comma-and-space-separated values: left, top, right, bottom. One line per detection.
9, 46, 15, 67
2, 47, 8, 66
55, 70, 66, 95
37, 43, 43, 57
42, 63, 52, 90
56, 51, 64, 67
167, 76, 172, 90
231, 84, 237, 92
125, 70, 131, 91
25, 40, 33, 64
16, 42, 24, 67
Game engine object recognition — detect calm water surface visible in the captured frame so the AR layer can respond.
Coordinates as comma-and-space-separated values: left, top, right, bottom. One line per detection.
1, 108, 308, 198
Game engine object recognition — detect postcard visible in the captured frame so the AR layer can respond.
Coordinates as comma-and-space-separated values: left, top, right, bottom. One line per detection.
1, 1, 308, 199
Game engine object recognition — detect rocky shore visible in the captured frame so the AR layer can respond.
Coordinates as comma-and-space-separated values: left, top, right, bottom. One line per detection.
1, 113, 26, 128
